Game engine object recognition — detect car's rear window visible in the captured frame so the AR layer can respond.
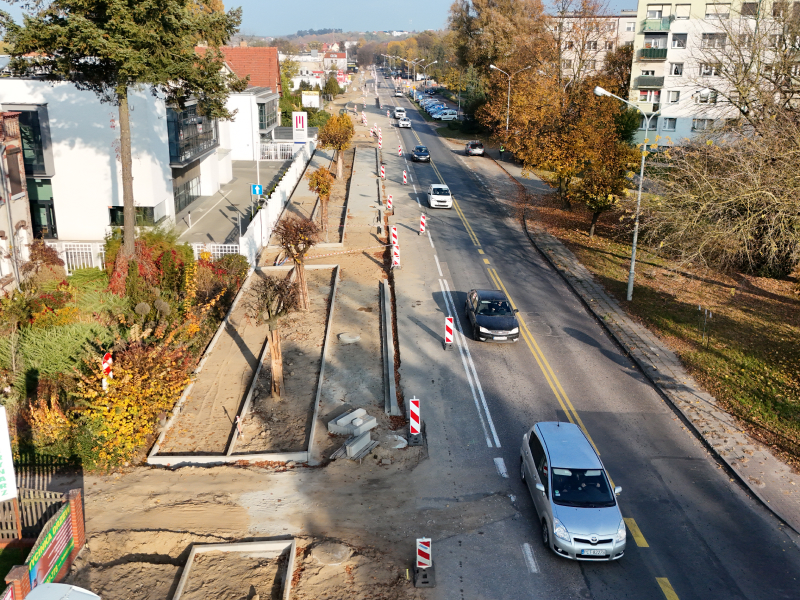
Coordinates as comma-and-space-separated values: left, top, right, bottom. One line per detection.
431, 187, 450, 196
551, 468, 616, 508
469, 143, 483, 148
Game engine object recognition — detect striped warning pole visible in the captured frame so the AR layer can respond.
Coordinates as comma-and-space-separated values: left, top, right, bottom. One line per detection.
392, 244, 401, 269
413, 537, 435, 587
380, 165, 385, 179
403, 170, 407, 185
444, 317, 454, 350
379, 137, 382, 150
416, 538, 431, 568
398, 144, 402, 157
390, 225, 398, 246
409, 397, 422, 446
418, 213, 426, 235
387, 109, 390, 118
387, 195, 393, 212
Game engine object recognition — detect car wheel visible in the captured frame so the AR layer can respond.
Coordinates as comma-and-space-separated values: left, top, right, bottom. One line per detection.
542, 520, 550, 548
520, 458, 526, 481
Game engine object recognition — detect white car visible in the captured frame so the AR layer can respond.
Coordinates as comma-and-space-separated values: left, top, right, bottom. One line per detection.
398, 117, 411, 128
438, 109, 458, 121
427, 184, 453, 209
395, 89, 403, 97
394, 107, 406, 119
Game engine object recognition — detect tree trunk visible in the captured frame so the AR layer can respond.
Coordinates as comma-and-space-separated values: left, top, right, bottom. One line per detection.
268, 327, 284, 399
589, 211, 601, 238
337, 150, 343, 179
321, 195, 329, 242
559, 177, 572, 210
296, 261, 309, 311
117, 88, 136, 259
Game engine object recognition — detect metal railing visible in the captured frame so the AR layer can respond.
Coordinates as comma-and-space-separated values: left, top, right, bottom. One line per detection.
260, 142, 295, 161
641, 16, 674, 31
45, 241, 106, 275
638, 48, 668, 60
191, 243, 240, 261
634, 76, 665, 89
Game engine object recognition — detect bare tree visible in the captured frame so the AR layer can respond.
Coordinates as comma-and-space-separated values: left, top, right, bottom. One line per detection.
273, 216, 319, 310
246, 274, 299, 399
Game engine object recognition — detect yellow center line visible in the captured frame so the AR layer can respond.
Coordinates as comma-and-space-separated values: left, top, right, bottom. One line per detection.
624, 518, 650, 547
656, 578, 680, 600
483, 258, 490, 264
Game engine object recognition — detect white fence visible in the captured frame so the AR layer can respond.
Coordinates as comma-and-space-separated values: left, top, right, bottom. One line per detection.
190, 243, 241, 261
239, 140, 316, 267
260, 142, 295, 161
45, 241, 106, 275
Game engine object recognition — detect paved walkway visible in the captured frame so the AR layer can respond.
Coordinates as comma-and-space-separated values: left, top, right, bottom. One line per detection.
475, 154, 800, 534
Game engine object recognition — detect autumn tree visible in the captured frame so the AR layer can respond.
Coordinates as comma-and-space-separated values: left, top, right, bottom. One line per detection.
2, 0, 247, 260
317, 114, 354, 179
306, 167, 335, 240
245, 274, 299, 399
273, 216, 319, 310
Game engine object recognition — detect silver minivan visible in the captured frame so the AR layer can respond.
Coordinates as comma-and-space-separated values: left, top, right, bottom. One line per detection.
520, 422, 626, 561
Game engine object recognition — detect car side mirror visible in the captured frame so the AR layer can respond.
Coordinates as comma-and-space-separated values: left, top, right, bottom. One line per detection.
614, 486, 622, 496
514, 309, 519, 314
535, 483, 545, 493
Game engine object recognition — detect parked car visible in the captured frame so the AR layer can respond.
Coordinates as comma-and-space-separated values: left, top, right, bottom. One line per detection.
427, 104, 447, 114
394, 106, 406, 119
398, 117, 411, 128
427, 184, 453, 209
411, 145, 430, 162
520, 422, 625, 561
464, 289, 519, 342
465, 140, 485, 156
438, 109, 458, 121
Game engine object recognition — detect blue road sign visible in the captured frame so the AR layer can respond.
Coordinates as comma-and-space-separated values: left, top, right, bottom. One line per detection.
251, 184, 263, 196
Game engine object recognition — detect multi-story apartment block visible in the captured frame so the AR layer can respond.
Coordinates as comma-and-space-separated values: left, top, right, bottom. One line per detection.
557, 9, 638, 78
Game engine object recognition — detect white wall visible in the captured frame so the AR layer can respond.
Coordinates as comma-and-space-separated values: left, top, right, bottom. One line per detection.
227, 94, 258, 161
0, 79, 173, 241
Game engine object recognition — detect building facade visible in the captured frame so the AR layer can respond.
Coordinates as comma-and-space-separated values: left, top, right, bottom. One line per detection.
558, 9, 639, 78
0, 111, 33, 286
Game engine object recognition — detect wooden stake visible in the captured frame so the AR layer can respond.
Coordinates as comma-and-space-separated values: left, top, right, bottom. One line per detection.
269, 329, 284, 399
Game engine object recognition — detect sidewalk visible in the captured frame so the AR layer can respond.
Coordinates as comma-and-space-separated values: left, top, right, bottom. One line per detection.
483, 153, 800, 534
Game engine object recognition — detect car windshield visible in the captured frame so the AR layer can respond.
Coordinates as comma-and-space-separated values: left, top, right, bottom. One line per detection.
551, 468, 616, 508
415, 147, 428, 153
432, 187, 450, 196
477, 299, 513, 316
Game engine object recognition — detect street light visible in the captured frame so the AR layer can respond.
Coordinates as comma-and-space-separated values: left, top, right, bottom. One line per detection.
489, 64, 532, 135
421, 60, 437, 91
593, 85, 660, 302
446, 60, 464, 119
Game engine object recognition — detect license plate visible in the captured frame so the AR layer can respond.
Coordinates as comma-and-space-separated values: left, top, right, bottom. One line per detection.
494, 336, 507, 341
581, 549, 605, 556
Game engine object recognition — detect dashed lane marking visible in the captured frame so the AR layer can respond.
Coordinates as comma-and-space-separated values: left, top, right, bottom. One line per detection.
493, 457, 508, 478
522, 543, 540, 574
656, 578, 680, 600
624, 518, 649, 547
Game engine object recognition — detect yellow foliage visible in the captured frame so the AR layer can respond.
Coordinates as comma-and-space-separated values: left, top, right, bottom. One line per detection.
182, 260, 197, 313
199, 250, 212, 262
31, 306, 80, 328
28, 396, 71, 448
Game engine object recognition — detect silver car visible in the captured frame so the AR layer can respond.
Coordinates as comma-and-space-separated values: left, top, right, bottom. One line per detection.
520, 422, 626, 561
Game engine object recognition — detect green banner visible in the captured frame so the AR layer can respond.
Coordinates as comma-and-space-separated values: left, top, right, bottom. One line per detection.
26, 503, 74, 589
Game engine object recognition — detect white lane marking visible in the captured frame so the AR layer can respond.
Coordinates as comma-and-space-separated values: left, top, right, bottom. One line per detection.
522, 543, 540, 574
441, 278, 502, 448
438, 278, 493, 447
428, 230, 435, 248
413, 184, 417, 193
494, 457, 508, 478
434, 254, 443, 277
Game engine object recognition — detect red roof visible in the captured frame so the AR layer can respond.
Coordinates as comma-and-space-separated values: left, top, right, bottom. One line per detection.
218, 46, 282, 94
323, 52, 346, 59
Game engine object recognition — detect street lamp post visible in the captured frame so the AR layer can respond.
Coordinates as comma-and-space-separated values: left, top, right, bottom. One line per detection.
446, 60, 464, 119
421, 60, 437, 92
489, 64, 532, 136
593, 85, 660, 302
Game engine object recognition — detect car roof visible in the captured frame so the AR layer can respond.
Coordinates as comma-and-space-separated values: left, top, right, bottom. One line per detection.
415, 145, 428, 151
431, 184, 449, 190
535, 422, 602, 469
472, 289, 508, 301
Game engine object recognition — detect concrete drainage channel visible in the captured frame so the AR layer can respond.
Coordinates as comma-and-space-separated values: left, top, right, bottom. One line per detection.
147, 264, 341, 467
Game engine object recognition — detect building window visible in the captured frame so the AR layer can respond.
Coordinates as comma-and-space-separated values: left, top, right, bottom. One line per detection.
586, 60, 597, 70
605, 41, 614, 50
702, 33, 727, 48
173, 176, 201, 214
676, 4, 691, 18
670, 62, 684, 76
17, 111, 46, 175
769, 34, 785, 48
639, 115, 658, 130
626, 21, 636, 31
639, 89, 661, 103
672, 34, 687, 48
109, 206, 156, 227
773, 1, 787, 17
585, 41, 598, 50
166, 105, 219, 165
700, 63, 722, 76
564, 40, 574, 50
739, 33, 753, 45
644, 35, 667, 49
692, 118, 713, 130
705, 3, 730, 18
741, 2, 758, 16
642, 69, 655, 76
663, 117, 677, 131
258, 103, 267, 130
669, 90, 681, 102
27, 178, 57, 239
696, 90, 718, 103
561, 59, 573, 69
647, 5, 664, 18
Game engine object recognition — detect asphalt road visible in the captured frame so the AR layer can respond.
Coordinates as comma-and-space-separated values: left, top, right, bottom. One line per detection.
369, 71, 800, 600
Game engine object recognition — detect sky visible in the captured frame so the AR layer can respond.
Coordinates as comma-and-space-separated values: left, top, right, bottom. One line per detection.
2, 0, 637, 38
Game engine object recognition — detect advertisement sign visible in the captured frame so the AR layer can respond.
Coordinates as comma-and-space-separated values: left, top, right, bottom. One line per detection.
292, 112, 307, 143
0, 407, 17, 503
301, 91, 320, 109
337, 70, 346, 85
27, 505, 74, 589
1, 584, 13, 600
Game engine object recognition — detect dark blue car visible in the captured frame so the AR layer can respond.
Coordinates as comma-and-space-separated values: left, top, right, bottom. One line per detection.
465, 289, 520, 342
411, 145, 430, 162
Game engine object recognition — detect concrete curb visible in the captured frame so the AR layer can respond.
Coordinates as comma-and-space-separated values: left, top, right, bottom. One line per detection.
172, 538, 296, 600
381, 279, 400, 416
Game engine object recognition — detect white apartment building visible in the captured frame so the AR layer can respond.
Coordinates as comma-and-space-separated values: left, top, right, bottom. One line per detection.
558, 9, 639, 77
629, 1, 753, 144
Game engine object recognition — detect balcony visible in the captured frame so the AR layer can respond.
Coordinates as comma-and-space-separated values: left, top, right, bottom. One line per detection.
638, 48, 668, 60
634, 76, 665, 89
641, 16, 675, 32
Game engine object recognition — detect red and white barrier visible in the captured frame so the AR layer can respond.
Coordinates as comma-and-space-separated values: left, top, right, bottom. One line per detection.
387, 109, 390, 118
398, 145, 402, 157
403, 170, 407, 185
378, 127, 382, 135
392, 244, 401, 268
416, 538, 432, 569
390, 225, 398, 246
387, 195, 393, 211
379, 138, 382, 149
419, 213, 427, 235
102, 351, 113, 391
380, 165, 385, 179
444, 317, 454, 348
410, 397, 421, 435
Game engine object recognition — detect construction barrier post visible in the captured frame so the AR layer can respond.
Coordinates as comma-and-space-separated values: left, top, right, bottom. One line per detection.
392, 244, 401, 270
390, 225, 398, 246
398, 145, 402, 157
413, 538, 436, 588
403, 170, 407, 185
418, 214, 427, 236
387, 195, 393, 212
444, 316, 454, 350
380, 165, 385, 179
408, 396, 422, 446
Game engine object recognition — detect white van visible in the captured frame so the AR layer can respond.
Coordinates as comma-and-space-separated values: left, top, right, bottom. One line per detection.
438, 109, 458, 121
394, 107, 406, 119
